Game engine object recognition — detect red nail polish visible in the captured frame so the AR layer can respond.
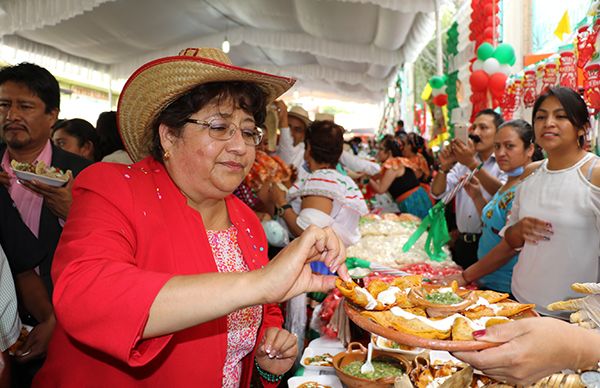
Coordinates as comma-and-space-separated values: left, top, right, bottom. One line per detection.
473, 329, 486, 338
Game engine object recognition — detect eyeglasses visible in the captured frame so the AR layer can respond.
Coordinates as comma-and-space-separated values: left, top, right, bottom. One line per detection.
185, 118, 263, 146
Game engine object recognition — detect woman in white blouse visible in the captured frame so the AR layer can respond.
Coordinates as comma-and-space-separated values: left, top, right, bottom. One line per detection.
503, 86, 600, 317
270, 120, 368, 247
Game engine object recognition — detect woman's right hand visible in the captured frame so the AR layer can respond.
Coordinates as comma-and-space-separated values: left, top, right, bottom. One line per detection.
257, 225, 349, 304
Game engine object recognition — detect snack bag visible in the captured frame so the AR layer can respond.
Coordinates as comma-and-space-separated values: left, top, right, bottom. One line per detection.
576, 22, 595, 69
584, 56, 600, 114
540, 56, 559, 94
522, 69, 537, 108
559, 44, 578, 90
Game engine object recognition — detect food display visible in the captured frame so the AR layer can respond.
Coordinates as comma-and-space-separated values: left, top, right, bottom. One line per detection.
348, 215, 456, 270
303, 353, 334, 367
336, 275, 535, 349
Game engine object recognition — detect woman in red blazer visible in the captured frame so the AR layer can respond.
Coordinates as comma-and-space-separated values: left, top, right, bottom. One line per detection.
34, 48, 349, 388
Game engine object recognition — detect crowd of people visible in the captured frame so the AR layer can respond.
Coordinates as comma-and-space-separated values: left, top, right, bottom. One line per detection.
0, 46, 599, 387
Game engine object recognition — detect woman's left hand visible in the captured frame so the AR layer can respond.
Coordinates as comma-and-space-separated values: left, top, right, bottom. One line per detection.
255, 327, 298, 376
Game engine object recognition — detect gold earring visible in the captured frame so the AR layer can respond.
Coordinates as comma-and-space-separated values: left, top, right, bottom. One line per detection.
163, 149, 171, 160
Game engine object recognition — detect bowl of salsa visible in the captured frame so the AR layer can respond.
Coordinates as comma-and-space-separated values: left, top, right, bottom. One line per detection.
332, 342, 411, 387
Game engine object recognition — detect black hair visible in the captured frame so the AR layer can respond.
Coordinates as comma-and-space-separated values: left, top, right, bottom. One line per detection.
379, 134, 403, 158
497, 119, 544, 162
96, 111, 125, 158
0, 63, 60, 113
396, 120, 404, 127
475, 108, 504, 129
53, 118, 100, 161
406, 132, 425, 154
148, 81, 267, 162
532, 86, 590, 148
305, 120, 344, 167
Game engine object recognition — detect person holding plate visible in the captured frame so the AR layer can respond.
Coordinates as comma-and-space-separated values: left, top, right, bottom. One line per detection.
442, 119, 543, 294
34, 48, 349, 388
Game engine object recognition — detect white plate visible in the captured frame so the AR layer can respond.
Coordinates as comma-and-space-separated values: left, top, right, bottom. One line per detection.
300, 346, 336, 371
307, 337, 344, 352
287, 375, 343, 388
14, 170, 68, 187
371, 334, 425, 355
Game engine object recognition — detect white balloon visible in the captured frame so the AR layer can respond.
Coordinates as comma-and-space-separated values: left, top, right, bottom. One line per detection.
499, 64, 512, 75
483, 57, 501, 75
472, 60, 484, 72
431, 85, 447, 96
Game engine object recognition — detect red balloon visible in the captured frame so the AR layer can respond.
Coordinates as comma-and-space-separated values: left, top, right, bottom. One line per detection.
483, 27, 494, 40
483, 3, 493, 16
433, 94, 448, 106
470, 70, 490, 92
489, 72, 508, 96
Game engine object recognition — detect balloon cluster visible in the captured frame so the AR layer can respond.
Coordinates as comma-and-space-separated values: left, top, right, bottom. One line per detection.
429, 75, 448, 107
469, 42, 515, 108
469, 0, 500, 47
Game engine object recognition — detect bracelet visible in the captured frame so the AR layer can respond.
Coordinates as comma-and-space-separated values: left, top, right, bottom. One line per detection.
254, 358, 284, 383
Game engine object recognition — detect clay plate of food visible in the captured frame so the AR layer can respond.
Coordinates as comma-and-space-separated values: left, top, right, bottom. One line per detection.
338, 276, 538, 351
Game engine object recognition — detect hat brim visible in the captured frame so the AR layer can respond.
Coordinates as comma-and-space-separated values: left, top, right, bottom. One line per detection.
118, 55, 296, 162
287, 111, 312, 127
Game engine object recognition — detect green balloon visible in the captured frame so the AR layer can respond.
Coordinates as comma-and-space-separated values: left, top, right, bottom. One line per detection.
508, 54, 517, 66
429, 76, 445, 89
477, 42, 495, 61
493, 43, 516, 65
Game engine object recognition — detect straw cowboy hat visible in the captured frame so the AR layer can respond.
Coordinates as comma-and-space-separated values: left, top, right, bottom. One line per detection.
314, 112, 335, 122
287, 105, 311, 127
117, 47, 296, 162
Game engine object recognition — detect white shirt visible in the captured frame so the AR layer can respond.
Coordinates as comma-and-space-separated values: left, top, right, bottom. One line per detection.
0, 245, 21, 352
276, 127, 381, 175
286, 169, 369, 246
507, 153, 600, 317
433, 155, 507, 233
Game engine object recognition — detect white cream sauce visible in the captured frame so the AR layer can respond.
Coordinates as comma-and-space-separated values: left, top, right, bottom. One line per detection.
355, 286, 378, 310
377, 286, 401, 305
390, 306, 509, 331
466, 297, 502, 314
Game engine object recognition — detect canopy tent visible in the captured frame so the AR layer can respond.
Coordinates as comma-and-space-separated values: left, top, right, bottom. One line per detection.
0, 0, 438, 103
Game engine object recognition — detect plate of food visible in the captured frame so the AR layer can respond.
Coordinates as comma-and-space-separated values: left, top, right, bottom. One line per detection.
337, 275, 537, 351
8, 324, 33, 356
371, 334, 425, 356
11, 160, 70, 187
300, 346, 336, 371
287, 375, 342, 388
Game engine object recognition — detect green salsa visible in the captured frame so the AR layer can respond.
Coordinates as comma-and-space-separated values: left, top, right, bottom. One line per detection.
342, 357, 405, 380
425, 291, 463, 305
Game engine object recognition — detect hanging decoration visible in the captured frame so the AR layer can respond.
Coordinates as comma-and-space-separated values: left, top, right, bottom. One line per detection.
559, 44, 578, 89
429, 75, 448, 107
584, 56, 600, 114
468, 0, 502, 120
469, 42, 515, 114
445, 22, 460, 119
